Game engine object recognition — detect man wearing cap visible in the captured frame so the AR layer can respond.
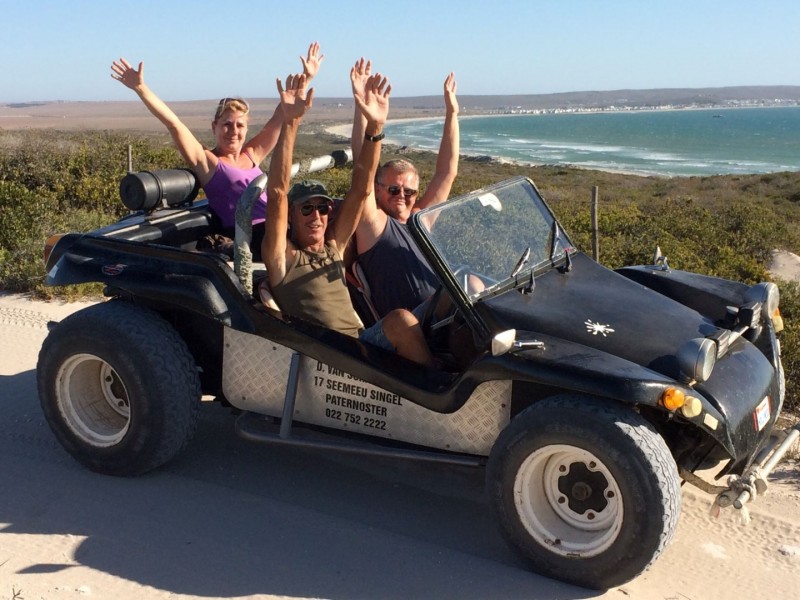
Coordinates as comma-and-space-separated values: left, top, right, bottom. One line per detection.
261, 65, 434, 365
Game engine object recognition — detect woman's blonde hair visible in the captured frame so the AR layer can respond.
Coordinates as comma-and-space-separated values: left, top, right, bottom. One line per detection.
214, 97, 250, 121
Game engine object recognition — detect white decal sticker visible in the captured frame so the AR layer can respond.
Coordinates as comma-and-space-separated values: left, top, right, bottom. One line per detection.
703, 413, 719, 430
585, 320, 615, 337
753, 396, 771, 432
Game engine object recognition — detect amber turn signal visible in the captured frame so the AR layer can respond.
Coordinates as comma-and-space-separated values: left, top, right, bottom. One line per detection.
43, 233, 65, 266
772, 307, 784, 333
660, 387, 685, 411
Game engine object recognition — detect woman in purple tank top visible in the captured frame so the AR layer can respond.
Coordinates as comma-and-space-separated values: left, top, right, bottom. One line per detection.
111, 43, 324, 255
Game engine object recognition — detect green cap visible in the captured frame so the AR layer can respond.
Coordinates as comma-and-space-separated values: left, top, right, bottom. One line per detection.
287, 180, 332, 205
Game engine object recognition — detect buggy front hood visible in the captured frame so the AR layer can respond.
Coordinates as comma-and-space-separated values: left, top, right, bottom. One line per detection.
480, 253, 782, 462
481, 252, 720, 381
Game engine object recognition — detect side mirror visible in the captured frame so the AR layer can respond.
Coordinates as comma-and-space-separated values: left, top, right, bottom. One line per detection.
492, 329, 516, 356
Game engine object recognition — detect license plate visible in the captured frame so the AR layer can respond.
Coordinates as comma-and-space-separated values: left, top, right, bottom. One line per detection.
753, 396, 771, 432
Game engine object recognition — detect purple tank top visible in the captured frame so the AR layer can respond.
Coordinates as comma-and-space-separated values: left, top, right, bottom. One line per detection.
203, 153, 267, 229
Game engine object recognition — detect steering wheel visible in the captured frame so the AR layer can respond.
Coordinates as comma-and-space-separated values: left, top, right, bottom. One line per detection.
421, 285, 446, 338
422, 264, 478, 338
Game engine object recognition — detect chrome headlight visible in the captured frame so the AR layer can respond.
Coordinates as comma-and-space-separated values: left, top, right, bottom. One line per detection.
677, 338, 717, 384
744, 282, 779, 322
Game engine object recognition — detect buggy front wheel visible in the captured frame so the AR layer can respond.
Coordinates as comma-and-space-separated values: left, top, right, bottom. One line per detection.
487, 395, 681, 589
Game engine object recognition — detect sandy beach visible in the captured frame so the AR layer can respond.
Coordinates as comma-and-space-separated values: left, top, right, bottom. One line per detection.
1, 250, 799, 599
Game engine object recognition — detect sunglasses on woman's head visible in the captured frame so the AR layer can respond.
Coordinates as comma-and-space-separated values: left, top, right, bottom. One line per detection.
218, 97, 249, 110
299, 202, 332, 216
378, 182, 418, 198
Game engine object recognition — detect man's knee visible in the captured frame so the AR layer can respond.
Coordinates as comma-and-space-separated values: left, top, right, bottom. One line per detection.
382, 309, 418, 337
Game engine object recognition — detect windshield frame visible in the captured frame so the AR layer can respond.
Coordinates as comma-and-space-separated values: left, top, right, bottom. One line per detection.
411, 176, 572, 289
408, 176, 575, 338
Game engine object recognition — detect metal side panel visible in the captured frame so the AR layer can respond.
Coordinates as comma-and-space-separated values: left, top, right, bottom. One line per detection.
222, 328, 511, 456
222, 327, 294, 412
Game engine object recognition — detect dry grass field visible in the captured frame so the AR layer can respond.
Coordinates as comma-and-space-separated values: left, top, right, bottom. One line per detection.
0, 98, 440, 132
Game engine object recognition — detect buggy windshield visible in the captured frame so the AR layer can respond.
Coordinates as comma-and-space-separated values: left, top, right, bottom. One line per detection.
412, 177, 573, 302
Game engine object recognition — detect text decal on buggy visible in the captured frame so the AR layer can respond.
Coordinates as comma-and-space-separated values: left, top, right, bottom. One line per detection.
292, 355, 511, 455
311, 360, 401, 431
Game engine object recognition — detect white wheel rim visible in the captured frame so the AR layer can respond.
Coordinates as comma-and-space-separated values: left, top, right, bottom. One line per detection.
55, 353, 131, 447
514, 444, 623, 557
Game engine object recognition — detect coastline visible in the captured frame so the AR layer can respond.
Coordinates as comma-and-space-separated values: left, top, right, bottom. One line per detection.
324, 103, 800, 137
2, 99, 797, 179
322, 115, 664, 179
327, 105, 800, 179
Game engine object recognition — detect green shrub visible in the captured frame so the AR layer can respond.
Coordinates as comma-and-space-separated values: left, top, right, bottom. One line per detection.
2, 128, 799, 413
0, 180, 54, 291
774, 280, 800, 413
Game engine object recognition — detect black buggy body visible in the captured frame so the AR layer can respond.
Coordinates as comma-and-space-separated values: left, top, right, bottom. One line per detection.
37, 169, 797, 589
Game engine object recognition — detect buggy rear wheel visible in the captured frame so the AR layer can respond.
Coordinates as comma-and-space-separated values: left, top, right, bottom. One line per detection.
37, 301, 201, 476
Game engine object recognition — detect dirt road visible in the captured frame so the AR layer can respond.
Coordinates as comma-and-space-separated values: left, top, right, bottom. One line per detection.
1, 293, 799, 600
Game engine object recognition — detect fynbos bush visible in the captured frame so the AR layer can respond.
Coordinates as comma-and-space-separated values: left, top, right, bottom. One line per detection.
1, 129, 799, 412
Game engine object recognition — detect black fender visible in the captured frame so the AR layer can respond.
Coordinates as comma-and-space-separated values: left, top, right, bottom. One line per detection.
479, 330, 736, 459
45, 234, 260, 332
616, 266, 749, 323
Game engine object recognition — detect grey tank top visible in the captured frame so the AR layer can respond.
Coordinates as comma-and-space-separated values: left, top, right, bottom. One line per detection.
271, 242, 363, 337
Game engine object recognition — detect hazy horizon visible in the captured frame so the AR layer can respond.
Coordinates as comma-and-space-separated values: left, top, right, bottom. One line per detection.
5, 84, 800, 108
0, 1, 797, 104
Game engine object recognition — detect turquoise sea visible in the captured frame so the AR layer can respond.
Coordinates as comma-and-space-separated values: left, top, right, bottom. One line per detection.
383, 106, 800, 177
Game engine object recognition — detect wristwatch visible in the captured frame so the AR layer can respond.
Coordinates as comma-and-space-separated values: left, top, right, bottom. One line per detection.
364, 131, 385, 142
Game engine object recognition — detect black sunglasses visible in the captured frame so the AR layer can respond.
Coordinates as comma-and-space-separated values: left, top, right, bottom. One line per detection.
378, 182, 418, 198
299, 202, 332, 216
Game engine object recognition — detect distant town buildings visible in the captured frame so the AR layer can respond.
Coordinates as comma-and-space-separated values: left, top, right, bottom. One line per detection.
477, 98, 800, 116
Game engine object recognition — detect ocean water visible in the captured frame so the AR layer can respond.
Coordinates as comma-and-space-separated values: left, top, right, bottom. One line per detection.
383, 106, 800, 177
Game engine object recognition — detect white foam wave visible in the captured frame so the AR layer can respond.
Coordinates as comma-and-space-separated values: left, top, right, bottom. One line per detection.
383, 111, 800, 177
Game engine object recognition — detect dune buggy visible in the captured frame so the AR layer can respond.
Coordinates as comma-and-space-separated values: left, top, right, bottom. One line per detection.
37, 161, 798, 589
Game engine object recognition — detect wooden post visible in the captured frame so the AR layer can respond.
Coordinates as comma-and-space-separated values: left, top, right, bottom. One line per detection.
127, 144, 133, 173
591, 186, 599, 262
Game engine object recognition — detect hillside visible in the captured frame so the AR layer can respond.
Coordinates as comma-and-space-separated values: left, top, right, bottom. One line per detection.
391, 85, 800, 111
2, 85, 798, 132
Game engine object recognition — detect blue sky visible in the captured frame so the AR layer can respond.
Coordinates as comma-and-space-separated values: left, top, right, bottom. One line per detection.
0, 0, 797, 103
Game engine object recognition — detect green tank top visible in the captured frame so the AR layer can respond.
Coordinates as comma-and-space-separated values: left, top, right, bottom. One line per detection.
271, 242, 363, 337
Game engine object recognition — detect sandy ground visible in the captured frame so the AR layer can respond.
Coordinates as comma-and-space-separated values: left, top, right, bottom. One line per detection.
4, 98, 800, 599
1, 281, 799, 600
769, 250, 800, 283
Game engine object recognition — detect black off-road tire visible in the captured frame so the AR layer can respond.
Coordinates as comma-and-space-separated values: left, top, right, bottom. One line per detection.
37, 301, 201, 476
486, 394, 680, 590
